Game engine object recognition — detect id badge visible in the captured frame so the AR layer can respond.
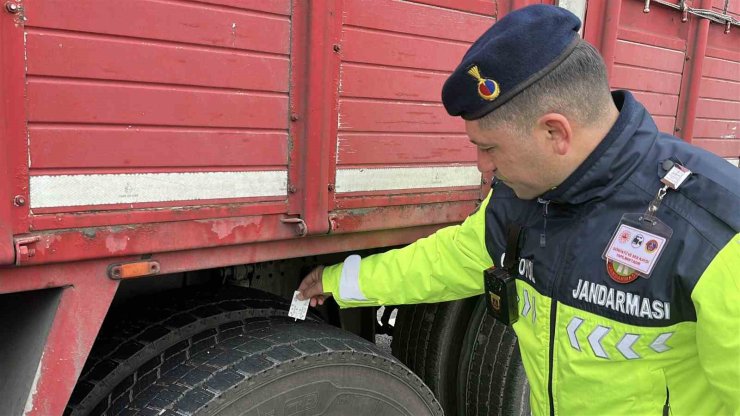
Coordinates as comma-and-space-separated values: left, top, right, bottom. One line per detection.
602, 213, 673, 280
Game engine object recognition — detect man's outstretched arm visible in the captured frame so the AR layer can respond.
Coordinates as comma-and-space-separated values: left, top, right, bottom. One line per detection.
299, 192, 494, 308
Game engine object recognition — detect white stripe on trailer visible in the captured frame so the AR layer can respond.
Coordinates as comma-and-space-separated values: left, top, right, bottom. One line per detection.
30, 170, 287, 208
725, 158, 739, 167
335, 166, 481, 193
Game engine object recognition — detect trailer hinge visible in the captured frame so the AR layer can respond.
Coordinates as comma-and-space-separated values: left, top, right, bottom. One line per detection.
14, 236, 40, 266
328, 214, 339, 233
281, 216, 308, 237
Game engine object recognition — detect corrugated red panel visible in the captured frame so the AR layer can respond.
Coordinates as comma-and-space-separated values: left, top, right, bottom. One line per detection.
23, 1, 291, 52
338, 134, 472, 165
402, 0, 497, 16
610, 3, 690, 135
26, 31, 289, 91
29, 128, 288, 169
27, 80, 287, 127
607, 1, 738, 156
336, 0, 487, 205
694, 14, 740, 158
339, 100, 462, 133
341, 27, 469, 72
711, 0, 740, 16
340, 64, 450, 102
23, 0, 292, 224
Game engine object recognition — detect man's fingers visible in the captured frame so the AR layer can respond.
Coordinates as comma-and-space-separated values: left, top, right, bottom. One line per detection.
299, 283, 321, 301
298, 267, 322, 290
297, 274, 316, 292
297, 266, 329, 306
311, 295, 323, 307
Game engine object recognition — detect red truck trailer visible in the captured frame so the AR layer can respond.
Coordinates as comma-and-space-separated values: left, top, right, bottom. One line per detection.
0, 1, 737, 415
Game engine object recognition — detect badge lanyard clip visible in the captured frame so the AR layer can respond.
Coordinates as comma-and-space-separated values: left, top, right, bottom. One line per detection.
643, 162, 690, 225
601, 161, 691, 280
642, 185, 668, 225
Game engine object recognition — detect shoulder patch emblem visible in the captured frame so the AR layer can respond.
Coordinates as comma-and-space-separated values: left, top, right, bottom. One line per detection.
467, 65, 500, 101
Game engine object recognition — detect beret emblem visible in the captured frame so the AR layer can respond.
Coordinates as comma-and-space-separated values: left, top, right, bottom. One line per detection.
467, 65, 500, 101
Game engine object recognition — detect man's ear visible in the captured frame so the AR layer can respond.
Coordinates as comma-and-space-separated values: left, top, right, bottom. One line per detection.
537, 113, 572, 156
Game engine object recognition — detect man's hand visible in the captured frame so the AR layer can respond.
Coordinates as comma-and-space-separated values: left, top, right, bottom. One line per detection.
297, 266, 331, 307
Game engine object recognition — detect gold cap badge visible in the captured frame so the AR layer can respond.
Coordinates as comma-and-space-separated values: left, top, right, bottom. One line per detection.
468, 65, 500, 101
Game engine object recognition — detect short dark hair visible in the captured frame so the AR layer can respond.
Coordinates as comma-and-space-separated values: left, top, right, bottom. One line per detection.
478, 39, 612, 132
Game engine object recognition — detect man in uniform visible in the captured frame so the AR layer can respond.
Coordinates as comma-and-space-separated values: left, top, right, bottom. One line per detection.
298, 5, 740, 415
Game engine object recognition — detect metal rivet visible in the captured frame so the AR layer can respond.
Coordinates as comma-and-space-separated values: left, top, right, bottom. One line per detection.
13, 195, 25, 206
288, 185, 297, 193
333, 44, 341, 52
290, 114, 299, 121
328, 184, 335, 192
5, 2, 20, 13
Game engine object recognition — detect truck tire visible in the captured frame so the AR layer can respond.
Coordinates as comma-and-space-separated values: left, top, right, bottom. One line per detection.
391, 297, 477, 414
67, 286, 442, 416
457, 297, 530, 416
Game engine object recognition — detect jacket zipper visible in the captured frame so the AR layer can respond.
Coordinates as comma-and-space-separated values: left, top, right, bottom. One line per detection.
537, 198, 550, 248
546, 206, 581, 416
663, 387, 671, 416
547, 300, 557, 416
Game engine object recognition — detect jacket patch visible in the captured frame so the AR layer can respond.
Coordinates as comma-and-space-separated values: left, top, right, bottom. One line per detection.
572, 279, 670, 320
606, 260, 639, 284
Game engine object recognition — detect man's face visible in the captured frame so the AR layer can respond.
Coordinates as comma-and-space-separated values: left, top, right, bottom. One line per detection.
466, 119, 553, 200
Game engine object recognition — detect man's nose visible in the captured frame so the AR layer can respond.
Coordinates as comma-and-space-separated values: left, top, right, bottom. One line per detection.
476, 149, 495, 173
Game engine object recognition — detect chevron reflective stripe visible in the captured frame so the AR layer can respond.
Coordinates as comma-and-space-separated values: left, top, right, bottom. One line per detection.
650, 332, 673, 353
522, 289, 531, 317
588, 325, 611, 359
616, 333, 641, 359
566, 317, 585, 351
566, 321, 673, 359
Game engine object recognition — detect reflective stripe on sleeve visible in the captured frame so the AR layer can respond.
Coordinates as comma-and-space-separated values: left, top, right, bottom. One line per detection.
339, 254, 366, 301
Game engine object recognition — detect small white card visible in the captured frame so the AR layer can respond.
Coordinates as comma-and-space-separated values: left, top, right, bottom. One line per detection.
288, 290, 310, 320
604, 224, 667, 276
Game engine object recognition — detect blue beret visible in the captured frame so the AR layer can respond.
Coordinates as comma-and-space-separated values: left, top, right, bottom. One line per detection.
442, 5, 581, 120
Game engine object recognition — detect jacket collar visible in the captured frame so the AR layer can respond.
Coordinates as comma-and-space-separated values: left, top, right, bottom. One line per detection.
540, 91, 658, 205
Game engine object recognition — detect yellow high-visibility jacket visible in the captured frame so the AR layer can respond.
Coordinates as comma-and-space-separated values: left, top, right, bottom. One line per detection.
321, 92, 740, 415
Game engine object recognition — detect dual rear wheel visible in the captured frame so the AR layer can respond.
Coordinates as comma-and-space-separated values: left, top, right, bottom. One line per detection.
66, 286, 442, 416
68, 286, 527, 416
392, 296, 530, 416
